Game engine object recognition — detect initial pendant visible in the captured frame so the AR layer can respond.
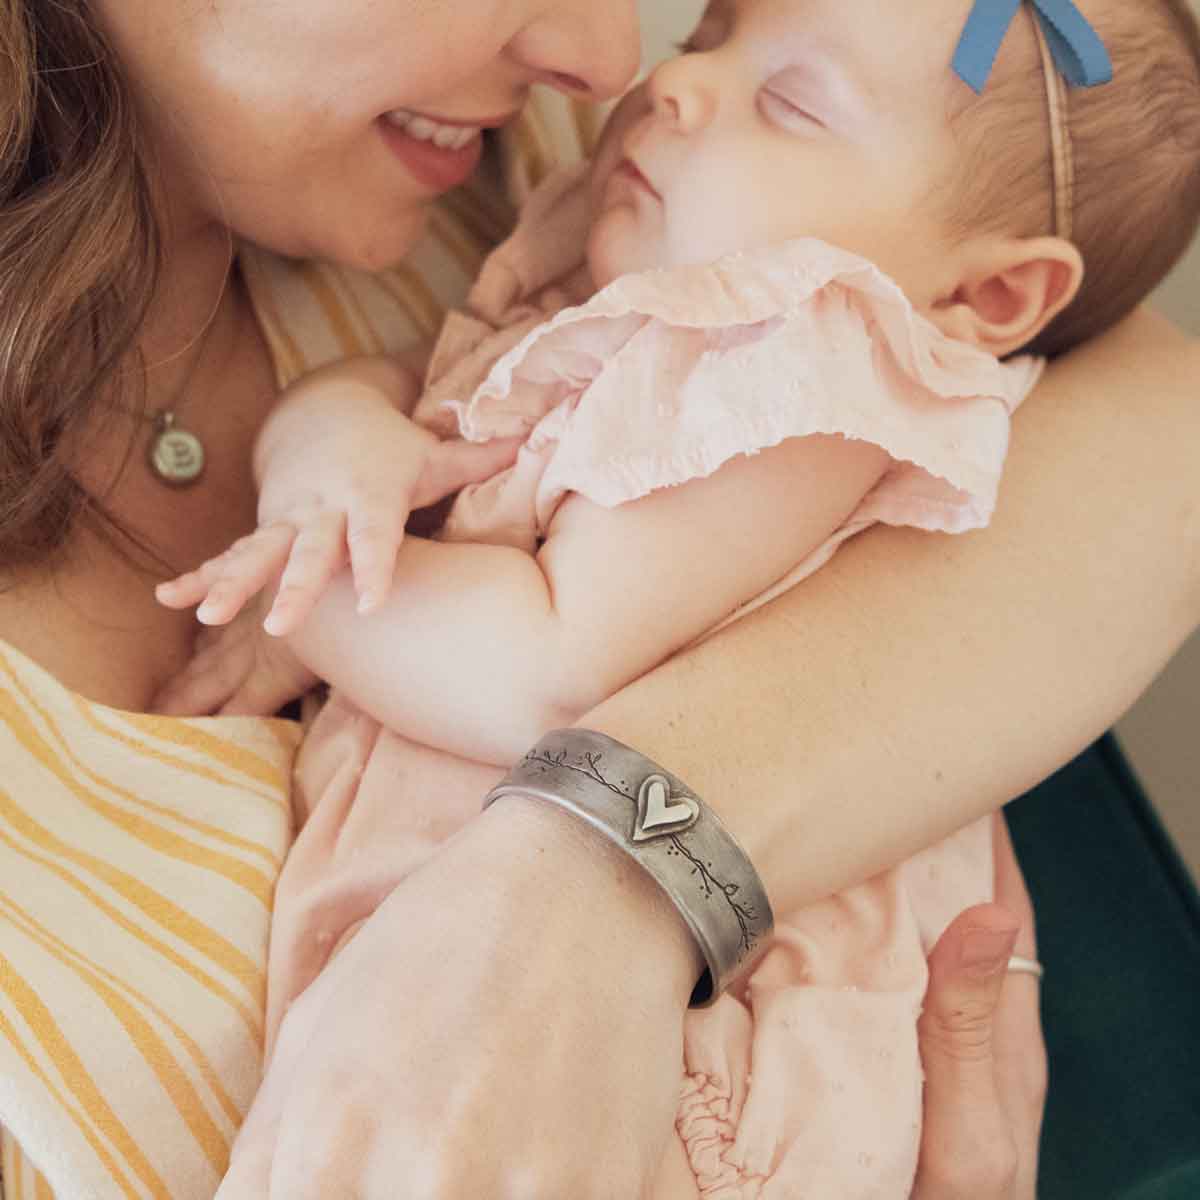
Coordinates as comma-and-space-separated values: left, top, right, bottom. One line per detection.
148, 411, 205, 488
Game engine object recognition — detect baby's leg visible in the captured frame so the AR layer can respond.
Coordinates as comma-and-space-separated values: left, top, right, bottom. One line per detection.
648, 820, 997, 1199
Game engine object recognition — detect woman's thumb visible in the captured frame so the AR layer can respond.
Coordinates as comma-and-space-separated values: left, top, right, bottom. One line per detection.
920, 905, 1019, 1072
915, 904, 1020, 1198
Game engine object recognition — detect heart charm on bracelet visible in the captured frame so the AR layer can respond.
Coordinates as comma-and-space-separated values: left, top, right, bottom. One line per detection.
632, 775, 700, 842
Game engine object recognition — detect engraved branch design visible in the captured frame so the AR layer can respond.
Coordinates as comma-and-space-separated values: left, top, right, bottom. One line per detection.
525, 749, 760, 957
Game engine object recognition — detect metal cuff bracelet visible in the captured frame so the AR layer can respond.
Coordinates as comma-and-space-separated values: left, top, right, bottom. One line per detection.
483, 729, 774, 1006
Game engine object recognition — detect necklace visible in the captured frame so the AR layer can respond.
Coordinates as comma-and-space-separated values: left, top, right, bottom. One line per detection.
146, 408, 205, 488
133, 294, 229, 489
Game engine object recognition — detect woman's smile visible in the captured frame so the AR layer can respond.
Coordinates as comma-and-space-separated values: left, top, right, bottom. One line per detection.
378, 106, 522, 191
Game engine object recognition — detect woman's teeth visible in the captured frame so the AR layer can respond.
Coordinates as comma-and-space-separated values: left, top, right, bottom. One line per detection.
385, 109, 481, 151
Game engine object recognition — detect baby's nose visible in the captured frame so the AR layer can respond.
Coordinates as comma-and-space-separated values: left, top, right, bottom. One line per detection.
647, 55, 719, 132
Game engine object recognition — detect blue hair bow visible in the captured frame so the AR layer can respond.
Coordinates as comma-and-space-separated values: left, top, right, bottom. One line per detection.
953, 0, 1114, 93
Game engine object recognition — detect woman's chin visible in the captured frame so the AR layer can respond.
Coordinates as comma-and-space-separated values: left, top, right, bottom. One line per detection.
330, 207, 431, 274
269, 204, 430, 276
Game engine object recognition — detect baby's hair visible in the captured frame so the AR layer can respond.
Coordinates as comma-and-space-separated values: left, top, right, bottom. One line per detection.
946, 0, 1200, 358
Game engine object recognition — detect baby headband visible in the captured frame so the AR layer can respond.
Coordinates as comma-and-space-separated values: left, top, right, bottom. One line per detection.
952, 0, 1114, 241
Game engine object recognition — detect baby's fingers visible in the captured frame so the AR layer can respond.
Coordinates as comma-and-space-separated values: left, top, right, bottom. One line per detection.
347, 502, 407, 615
156, 526, 296, 624
413, 436, 524, 508
156, 560, 225, 611
263, 511, 348, 636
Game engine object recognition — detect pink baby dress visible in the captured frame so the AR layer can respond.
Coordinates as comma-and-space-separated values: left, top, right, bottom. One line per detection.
268, 164, 1043, 1198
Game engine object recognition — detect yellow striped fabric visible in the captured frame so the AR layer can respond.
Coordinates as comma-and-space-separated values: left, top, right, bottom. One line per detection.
0, 643, 296, 1200
0, 86, 597, 1199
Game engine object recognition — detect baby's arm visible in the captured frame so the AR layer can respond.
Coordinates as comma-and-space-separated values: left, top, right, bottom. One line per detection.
153, 353, 519, 715
287, 433, 890, 764
252, 354, 512, 620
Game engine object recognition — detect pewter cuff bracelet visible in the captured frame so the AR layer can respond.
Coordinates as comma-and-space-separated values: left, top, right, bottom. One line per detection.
483, 729, 774, 1006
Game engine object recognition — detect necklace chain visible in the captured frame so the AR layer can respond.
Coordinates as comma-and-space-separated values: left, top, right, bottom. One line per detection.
133, 282, 231, 489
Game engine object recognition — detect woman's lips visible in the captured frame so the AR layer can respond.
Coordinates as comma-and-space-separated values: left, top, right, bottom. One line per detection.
377, 115, 485, 192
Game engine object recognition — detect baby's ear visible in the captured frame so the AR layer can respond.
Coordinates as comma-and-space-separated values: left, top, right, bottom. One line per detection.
929, 237, 1084, 357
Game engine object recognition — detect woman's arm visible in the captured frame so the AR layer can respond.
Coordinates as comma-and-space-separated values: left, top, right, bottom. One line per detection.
578, 307, 1200, 911
223, 314, 1192, 1200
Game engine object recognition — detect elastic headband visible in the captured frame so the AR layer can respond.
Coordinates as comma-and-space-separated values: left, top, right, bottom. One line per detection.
1030, 11, 1076, 239
953, 0, 1114, 240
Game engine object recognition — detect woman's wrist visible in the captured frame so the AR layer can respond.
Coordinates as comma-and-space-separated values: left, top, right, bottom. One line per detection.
475, 790, 706, 1007
484, 730, 773, 1004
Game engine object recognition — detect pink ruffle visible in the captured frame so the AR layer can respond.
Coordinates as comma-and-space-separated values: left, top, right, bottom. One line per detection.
432, 239, 1041, 549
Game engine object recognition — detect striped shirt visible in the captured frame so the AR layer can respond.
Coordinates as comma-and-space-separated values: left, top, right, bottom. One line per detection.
0, 92, 599, 1200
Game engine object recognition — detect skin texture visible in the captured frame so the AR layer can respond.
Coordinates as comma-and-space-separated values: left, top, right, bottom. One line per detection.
0, 0, 1195, 1194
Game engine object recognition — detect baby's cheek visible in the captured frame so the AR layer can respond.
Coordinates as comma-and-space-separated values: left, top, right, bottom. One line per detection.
586, 205, 655, 287
587, 87, 652, 198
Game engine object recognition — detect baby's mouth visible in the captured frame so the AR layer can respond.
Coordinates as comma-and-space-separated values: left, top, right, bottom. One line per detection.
614, 157, 662, 201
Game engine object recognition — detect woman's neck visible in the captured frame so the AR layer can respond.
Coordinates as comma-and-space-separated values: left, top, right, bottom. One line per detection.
0, 219, 282, 710
129, 218, 240, 419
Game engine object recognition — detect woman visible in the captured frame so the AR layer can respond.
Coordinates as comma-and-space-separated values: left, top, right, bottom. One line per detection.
0, 0, 1194, 1195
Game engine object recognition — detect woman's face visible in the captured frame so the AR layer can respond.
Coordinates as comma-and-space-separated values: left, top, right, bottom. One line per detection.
97, 0, 640, 270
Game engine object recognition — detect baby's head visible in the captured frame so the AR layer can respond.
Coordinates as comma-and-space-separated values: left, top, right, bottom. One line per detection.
947, 0, 1200, 355
586, 0, 1200, 358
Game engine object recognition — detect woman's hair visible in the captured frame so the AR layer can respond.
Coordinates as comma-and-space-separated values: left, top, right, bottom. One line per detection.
0, 0, 162, 572
946, 0, 1200, 358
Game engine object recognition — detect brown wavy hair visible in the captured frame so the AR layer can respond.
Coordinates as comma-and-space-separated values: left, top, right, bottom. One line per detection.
0, 0, 162, 571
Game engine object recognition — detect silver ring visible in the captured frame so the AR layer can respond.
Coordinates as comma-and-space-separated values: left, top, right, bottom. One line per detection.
1006, 955, 1044, 979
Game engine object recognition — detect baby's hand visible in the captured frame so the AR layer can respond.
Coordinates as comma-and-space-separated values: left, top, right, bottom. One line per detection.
152, 594, 319, 717
156, 356, 520, 635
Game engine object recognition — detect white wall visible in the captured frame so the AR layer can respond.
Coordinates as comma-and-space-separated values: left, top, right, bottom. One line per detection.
1111, 0, 1198, 879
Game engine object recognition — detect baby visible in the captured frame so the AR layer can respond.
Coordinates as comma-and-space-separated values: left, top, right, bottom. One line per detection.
158, 0, 1200, 1194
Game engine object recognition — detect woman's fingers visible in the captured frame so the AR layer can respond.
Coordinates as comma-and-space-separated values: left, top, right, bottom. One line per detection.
152, 630, 255, 716
992, 816, 1037, 956
263, 512, 347, 636
990, 816, 1047, 1200
913, 903, 1021, 1200
216, 982, 331, 1199
912, 820, 1046, 1200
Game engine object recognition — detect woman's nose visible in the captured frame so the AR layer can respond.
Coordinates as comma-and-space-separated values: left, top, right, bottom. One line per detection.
508, 0, 641, 101
646, 54, 717, 133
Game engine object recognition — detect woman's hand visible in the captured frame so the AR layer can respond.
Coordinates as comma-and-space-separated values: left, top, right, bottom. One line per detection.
151, 590, 318, 716
217, 795, 704, 1200
912, 814, 1046, 1199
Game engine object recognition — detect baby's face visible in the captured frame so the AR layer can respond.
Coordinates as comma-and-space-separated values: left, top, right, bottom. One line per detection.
588, 0, 975, 304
